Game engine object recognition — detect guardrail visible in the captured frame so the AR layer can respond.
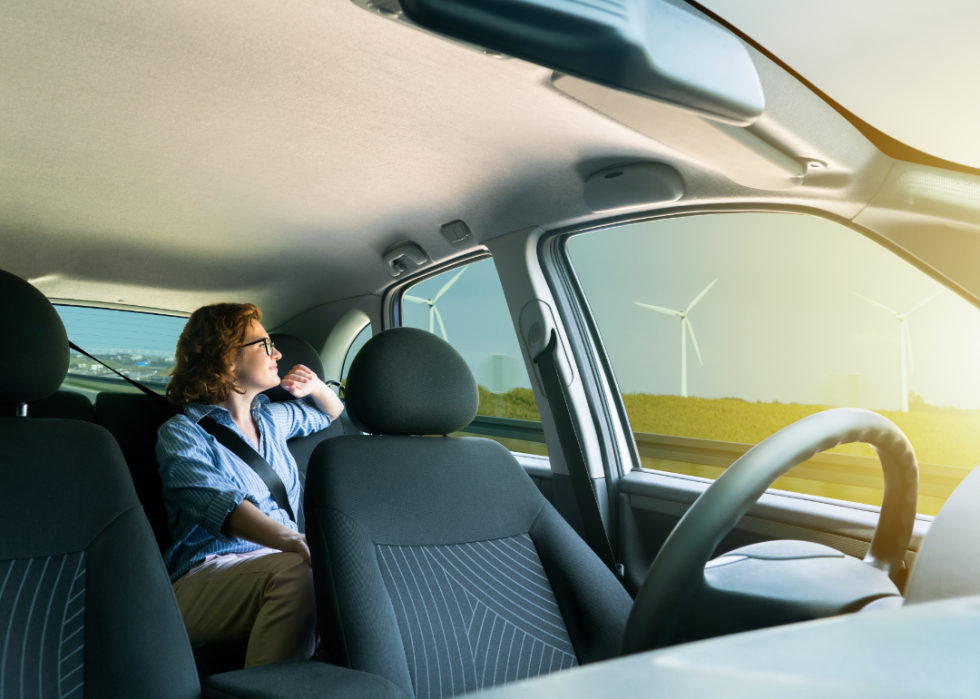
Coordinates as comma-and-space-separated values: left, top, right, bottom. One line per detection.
459, 415, 970, 504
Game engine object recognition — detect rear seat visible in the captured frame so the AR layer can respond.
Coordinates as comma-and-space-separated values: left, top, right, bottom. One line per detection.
2, 335, 346, 680
93, 333, 349, 679
95, 392, 175, 550
95, 332, 348, 550
2, 389, 95, 421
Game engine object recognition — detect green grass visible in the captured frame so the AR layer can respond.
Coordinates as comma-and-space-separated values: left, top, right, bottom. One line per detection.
477, 386, 542, 421
477, 387, 980, 470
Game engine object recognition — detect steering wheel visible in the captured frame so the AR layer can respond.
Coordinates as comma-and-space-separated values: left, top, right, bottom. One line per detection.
620, 408, 919, 655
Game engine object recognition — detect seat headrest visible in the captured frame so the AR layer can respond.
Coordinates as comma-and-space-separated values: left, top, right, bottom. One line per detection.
345, 327, 478, 435
262, 333, 327, 403
0, 269, 69, 404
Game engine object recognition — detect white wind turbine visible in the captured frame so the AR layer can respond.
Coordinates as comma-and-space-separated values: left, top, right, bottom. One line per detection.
635, 278, 718, 398
404, 267, 468, 342
853, 290, 943, 412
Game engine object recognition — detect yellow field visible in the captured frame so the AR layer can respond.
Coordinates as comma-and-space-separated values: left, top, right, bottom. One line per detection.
621, 394, 980, 469
476, 388, 979, 514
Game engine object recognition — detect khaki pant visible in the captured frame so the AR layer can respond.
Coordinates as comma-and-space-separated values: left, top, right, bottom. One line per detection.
172, 547, 317, 668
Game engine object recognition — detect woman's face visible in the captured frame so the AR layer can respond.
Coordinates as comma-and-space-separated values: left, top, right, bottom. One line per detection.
233, 320, 283, 393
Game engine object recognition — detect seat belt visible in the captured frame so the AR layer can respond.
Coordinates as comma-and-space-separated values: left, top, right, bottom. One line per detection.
69, 341, 296, 523
197, 416, 295, 523
533, 331, 624, 581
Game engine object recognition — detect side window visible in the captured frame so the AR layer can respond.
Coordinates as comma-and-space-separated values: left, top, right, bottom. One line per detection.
56, 305, 186, 392
341, 323, 372, 381
568, 213, 980, 516
401, 259, 546, 456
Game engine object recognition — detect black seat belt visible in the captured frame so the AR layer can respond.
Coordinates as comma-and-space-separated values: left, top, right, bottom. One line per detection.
69, 341, 296, 523
197, 416, 295, 523
533, 331, 624, 581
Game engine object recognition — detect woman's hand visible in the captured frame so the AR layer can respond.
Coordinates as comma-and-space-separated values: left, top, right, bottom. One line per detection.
223, 500, 311, 567
276, 531, 312, 567
280, 364, 321, 398
282, 363, 345, 420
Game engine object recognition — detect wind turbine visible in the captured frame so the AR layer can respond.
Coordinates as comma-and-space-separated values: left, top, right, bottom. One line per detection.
853, 290, 942, 412
404, 267, 468, 342
635, 278, 718, 398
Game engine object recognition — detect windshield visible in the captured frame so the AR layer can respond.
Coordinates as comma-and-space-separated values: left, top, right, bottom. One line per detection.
699, 0, 980, 170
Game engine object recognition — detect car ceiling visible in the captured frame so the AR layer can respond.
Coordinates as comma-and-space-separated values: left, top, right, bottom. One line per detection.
1, 0, 891, 327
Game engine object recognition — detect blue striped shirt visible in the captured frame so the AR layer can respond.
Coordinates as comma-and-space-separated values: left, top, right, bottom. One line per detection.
156, 394, 331, 581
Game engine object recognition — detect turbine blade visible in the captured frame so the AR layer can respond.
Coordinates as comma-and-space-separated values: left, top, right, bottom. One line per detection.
433, 305, 448, 342
685, 318, 703, 365
904, 290, 943, 318
433, 267, 468, 303
904, 322, 914, 375
428, 306, 434, 333
635, 302, 681, 316
686, 278, 719, 314
403, 295, 428, 304
853, 292, 898, 316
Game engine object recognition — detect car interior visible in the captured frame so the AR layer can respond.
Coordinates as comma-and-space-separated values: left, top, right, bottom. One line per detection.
3, 0, 980, 697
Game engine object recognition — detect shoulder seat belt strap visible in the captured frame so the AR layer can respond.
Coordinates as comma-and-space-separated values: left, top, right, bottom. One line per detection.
69, 341, 296, 524
197, 416, 296, 523
533, 330, 623, 581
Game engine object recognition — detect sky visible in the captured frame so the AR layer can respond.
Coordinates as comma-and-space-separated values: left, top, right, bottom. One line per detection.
402, 259, 532, 392
700, 0, 980, 168
569, 213, 980, 411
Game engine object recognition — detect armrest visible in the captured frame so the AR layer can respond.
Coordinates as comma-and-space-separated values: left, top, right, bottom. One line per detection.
203, 659, 409, 699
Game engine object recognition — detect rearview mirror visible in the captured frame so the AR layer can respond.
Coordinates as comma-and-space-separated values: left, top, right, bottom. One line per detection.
399, 0, 765, 125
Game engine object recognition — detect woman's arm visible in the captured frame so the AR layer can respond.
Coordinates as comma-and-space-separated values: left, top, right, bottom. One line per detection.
223, 499, 311, 566
281, 364, 344, 420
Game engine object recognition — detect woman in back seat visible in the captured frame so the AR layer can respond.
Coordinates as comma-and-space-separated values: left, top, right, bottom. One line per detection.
156, 303, 344, 668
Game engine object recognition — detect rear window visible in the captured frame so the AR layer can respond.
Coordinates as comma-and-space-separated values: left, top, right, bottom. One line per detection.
55, 305, 187, 386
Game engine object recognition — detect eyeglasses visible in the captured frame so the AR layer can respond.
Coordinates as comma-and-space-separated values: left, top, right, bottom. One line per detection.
241, 337, 275, 357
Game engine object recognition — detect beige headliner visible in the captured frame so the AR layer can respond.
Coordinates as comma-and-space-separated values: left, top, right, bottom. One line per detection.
1, 0, 892, 326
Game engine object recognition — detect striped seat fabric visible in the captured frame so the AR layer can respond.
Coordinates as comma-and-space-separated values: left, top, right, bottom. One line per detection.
377, 533, 577, 699
0, 552, 85, 699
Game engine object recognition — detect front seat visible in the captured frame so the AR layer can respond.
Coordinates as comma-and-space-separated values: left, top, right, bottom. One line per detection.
304, 327, 633, 699
0, 269, 200, 699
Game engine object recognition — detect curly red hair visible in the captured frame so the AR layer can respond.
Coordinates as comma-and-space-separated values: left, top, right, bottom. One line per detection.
166, 303, 263, 405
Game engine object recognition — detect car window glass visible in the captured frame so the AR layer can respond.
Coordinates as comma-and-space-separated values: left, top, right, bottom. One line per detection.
56, 305, 186, 389
402, 259, 546, 456
568, 213, 980, 515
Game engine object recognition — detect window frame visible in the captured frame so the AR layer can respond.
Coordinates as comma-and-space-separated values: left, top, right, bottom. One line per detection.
542, 203, 969, 514
385, 249, 556, 455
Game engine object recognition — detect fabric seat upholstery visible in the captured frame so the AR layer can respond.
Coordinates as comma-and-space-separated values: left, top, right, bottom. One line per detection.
0, 269, 201, 699
96, 392, 176, 552
304, 328, 632, 699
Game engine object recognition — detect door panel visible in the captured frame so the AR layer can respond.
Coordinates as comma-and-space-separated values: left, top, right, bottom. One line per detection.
616, 470, 930, 595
